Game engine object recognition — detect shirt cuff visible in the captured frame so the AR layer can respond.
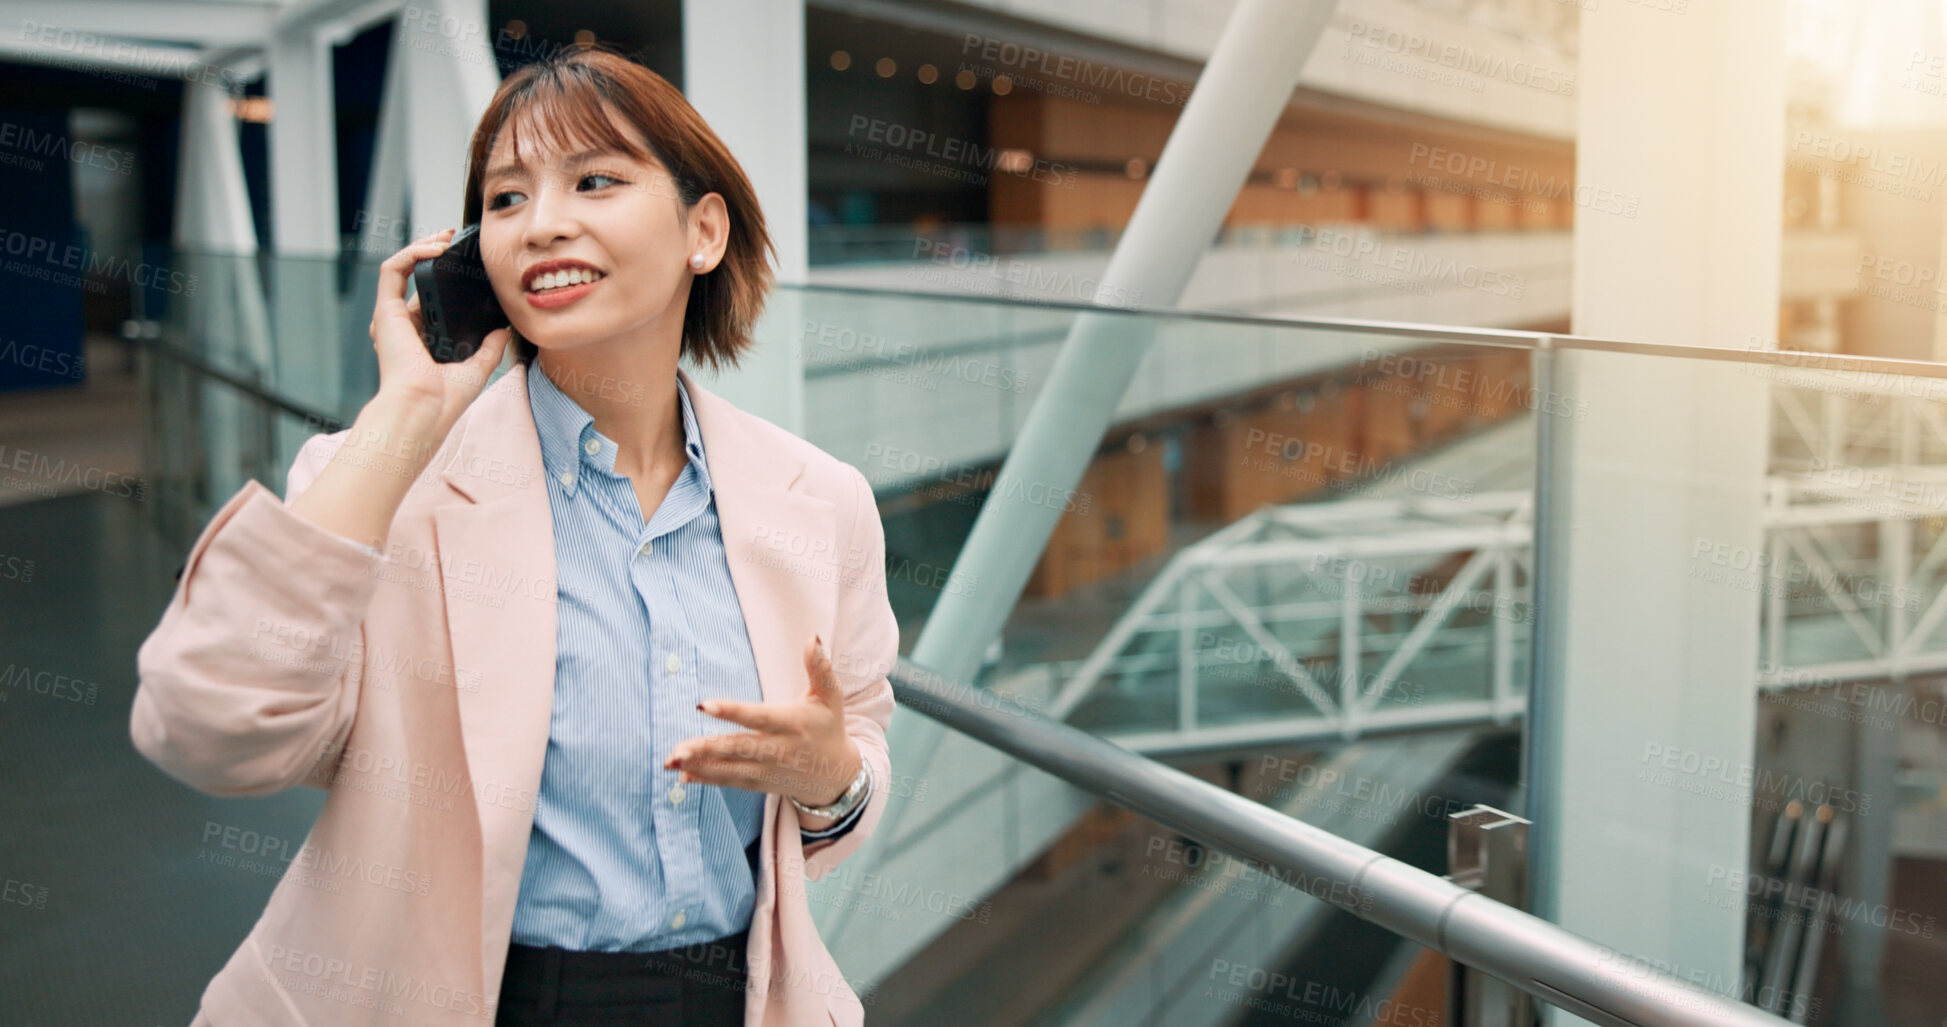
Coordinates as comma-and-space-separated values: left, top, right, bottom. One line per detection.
798, 764, 873, 842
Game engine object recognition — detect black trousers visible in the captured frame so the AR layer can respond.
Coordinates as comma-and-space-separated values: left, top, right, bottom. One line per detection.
493, 928, 749, 1027
494, 840, 760, 1026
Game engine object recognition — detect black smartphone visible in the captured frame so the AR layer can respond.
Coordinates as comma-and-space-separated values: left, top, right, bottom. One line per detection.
411, 224, 507, 363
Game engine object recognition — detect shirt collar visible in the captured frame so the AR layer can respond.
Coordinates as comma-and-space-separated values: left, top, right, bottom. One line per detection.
527, 362, 710, 499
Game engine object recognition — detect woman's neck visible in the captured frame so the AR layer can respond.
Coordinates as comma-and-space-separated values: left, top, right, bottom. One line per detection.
534, 333, 688, 481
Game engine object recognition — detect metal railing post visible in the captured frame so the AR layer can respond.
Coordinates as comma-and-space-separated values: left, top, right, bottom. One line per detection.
1448, 805, 1536, 1027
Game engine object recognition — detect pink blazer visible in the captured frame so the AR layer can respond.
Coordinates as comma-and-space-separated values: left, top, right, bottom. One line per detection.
133, 361, 898, 1027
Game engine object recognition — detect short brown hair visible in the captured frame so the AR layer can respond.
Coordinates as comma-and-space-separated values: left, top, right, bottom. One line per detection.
461, 48, 773, 371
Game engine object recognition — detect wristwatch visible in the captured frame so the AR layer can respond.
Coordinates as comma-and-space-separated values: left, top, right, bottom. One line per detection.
791, 759, 872, 822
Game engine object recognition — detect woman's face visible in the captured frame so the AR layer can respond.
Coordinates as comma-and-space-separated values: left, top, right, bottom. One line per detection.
476, 109, 724, 360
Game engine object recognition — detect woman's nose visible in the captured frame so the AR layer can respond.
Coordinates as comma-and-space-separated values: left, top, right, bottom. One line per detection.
521, 180, 582, 248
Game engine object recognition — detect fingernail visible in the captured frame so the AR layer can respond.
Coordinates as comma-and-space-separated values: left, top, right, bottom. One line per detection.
696, 702, 709, 714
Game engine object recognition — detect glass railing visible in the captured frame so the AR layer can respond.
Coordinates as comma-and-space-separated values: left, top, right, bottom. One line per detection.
14, 251, 1947, 1024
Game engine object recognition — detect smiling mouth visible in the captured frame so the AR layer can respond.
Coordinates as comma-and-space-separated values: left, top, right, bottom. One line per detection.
527, 267, 606, 293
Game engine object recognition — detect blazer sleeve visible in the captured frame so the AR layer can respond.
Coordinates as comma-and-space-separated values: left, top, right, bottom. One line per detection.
799, 464, 899, 881
129, 433, 383, 797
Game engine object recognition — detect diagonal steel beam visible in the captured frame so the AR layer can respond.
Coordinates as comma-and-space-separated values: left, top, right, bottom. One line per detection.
833, 2, 1341, 928
908, 0, 1340, 689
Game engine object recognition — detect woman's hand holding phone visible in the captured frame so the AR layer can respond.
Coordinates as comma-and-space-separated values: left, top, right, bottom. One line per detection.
285, 230, 512, 552
372, 228, 512, 441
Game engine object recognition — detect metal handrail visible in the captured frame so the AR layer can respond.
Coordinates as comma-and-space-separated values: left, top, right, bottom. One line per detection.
890, 659, 1795, 1027
788, 280, 1947, 383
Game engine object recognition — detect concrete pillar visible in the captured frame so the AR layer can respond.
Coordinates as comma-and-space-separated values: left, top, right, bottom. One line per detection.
681, 0, 807, 433
1530, 1, 1785, 1020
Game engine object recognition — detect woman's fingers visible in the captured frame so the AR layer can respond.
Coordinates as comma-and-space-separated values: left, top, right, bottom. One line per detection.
372, 230, 457, 332
667, 732, 773, 768
697, 697, 795, 734
802, 635, 846, 711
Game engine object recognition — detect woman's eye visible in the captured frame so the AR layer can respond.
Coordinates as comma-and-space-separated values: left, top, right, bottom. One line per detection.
579, 174, 624, 191
487, 190, 524, 210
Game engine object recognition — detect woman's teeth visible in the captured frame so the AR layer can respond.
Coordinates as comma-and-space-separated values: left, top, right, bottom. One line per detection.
529, 268, 603, 292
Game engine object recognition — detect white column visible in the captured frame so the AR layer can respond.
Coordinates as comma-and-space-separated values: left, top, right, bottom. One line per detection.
398, 0, 500, 231
268, 23, 343, 465
175, 75, 273, 510
337, 0, 499, 400
680, 0, 807, 433
1533, 0, 1785, 1020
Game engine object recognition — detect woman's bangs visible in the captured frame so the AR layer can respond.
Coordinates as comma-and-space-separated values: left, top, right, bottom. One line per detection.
496, 73, 654, 173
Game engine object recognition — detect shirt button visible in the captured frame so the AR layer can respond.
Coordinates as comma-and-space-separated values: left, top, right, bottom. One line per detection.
584, 438, 601, 456
557, 470, 575, 487
665, 654, 682, 675
670, 911, 686, 929
638, 541, 651, 557
668, 784, 686, 804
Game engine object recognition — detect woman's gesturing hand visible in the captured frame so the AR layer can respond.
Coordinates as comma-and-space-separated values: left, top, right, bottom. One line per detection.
669, 636, 863, 827
371, 227, 512, 438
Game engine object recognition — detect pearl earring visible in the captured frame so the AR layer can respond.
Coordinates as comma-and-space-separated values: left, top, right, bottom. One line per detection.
688, 252, 708, 272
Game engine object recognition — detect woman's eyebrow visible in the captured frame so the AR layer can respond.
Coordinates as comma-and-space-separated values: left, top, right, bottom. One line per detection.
485, 147, 631, 183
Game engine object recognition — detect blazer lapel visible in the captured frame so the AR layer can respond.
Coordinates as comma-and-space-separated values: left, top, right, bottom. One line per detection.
430, 362, 560, 989
681, 368, 838, 1003
681, 368, 839, 710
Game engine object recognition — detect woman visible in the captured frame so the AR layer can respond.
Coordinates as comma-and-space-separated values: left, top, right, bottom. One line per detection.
132, 48, 897, 1027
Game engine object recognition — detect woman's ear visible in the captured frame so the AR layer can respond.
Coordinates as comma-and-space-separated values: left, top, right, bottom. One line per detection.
690, 192, 730, 272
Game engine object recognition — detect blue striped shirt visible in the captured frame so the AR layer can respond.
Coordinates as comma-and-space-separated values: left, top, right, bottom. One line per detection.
504, 366, 857, 952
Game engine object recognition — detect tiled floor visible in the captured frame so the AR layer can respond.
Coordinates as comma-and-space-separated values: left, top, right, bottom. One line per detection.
0, 485, 328, 1026
1, 348, 325, 1025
